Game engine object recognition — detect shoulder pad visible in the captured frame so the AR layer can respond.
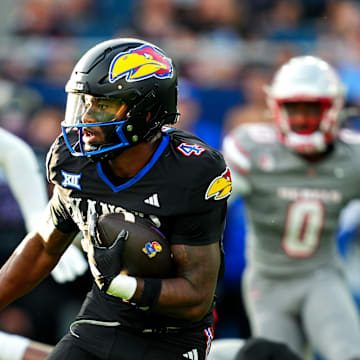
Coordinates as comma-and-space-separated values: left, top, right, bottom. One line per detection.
169, 129, 232, 206
242, 123, 278, 144
46, 134, 83, 184
338, 128, 360, 144
46, 136, 62, 183
222, 133, 251, 175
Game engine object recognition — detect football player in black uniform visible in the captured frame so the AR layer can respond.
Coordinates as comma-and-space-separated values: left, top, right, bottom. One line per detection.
0, 38, 232, 359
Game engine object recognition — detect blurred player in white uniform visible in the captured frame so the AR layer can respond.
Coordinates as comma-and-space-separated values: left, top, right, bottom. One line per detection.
222, 56, 360, 360
0, 127, 88, 359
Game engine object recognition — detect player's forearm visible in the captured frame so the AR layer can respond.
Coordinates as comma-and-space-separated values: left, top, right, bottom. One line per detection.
23, 341, 53, 360
92, 237, 220, 320
0, 331, 53, 360
0, 233, 59, 309
106, 273, 215, 320
130, 243, 219, 320
151, 277, 216, 320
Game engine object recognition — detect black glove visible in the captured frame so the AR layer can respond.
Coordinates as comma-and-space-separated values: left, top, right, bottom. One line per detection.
235, 338, 302, 360
87, 213, 128, 292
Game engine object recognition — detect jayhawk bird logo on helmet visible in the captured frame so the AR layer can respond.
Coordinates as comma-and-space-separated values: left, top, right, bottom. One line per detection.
109, 45, 174, 83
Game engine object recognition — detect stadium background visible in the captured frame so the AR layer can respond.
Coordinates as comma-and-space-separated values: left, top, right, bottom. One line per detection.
0, 0, 359, 349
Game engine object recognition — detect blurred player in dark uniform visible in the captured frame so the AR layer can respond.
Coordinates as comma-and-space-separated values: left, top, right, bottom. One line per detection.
222, 56, 360, 360
0, 38, 231, 360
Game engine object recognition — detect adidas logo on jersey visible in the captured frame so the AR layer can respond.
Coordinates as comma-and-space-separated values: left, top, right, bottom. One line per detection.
183, 349, 198, 359
144, 193, 160, 207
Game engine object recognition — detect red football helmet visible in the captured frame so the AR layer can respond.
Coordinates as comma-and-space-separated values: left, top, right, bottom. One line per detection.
265, 56, 346, 154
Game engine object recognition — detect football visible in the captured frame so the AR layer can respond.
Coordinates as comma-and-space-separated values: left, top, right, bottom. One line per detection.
96, 212, 175, 278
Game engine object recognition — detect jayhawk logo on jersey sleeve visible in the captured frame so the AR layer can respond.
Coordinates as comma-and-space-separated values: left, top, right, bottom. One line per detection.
205, 167, 232, 200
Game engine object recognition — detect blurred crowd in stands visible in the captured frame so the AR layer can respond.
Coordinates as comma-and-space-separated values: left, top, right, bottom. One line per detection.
1, 0, 360, 348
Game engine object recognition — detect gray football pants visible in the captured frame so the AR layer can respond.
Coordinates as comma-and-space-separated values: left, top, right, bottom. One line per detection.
243, 266, 360, 360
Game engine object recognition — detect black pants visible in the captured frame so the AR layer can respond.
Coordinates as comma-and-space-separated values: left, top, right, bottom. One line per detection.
47, 322, 214, 360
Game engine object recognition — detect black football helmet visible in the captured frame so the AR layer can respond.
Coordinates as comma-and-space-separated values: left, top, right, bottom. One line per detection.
62, 38, 178, 160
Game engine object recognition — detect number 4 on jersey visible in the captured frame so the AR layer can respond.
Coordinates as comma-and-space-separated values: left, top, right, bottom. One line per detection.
177, 142, 206, 156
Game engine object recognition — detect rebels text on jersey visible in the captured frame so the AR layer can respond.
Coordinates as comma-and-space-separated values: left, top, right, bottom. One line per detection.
46, 127, 231, 329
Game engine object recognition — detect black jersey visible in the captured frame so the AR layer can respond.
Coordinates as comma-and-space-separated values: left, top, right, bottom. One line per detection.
46, 127, 231, 330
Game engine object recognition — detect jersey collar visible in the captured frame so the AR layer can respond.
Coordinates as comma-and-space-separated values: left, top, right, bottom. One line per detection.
96, 133, 169, 192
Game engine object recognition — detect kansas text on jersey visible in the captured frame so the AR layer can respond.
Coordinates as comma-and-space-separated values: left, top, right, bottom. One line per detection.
46, 127, 231, 330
